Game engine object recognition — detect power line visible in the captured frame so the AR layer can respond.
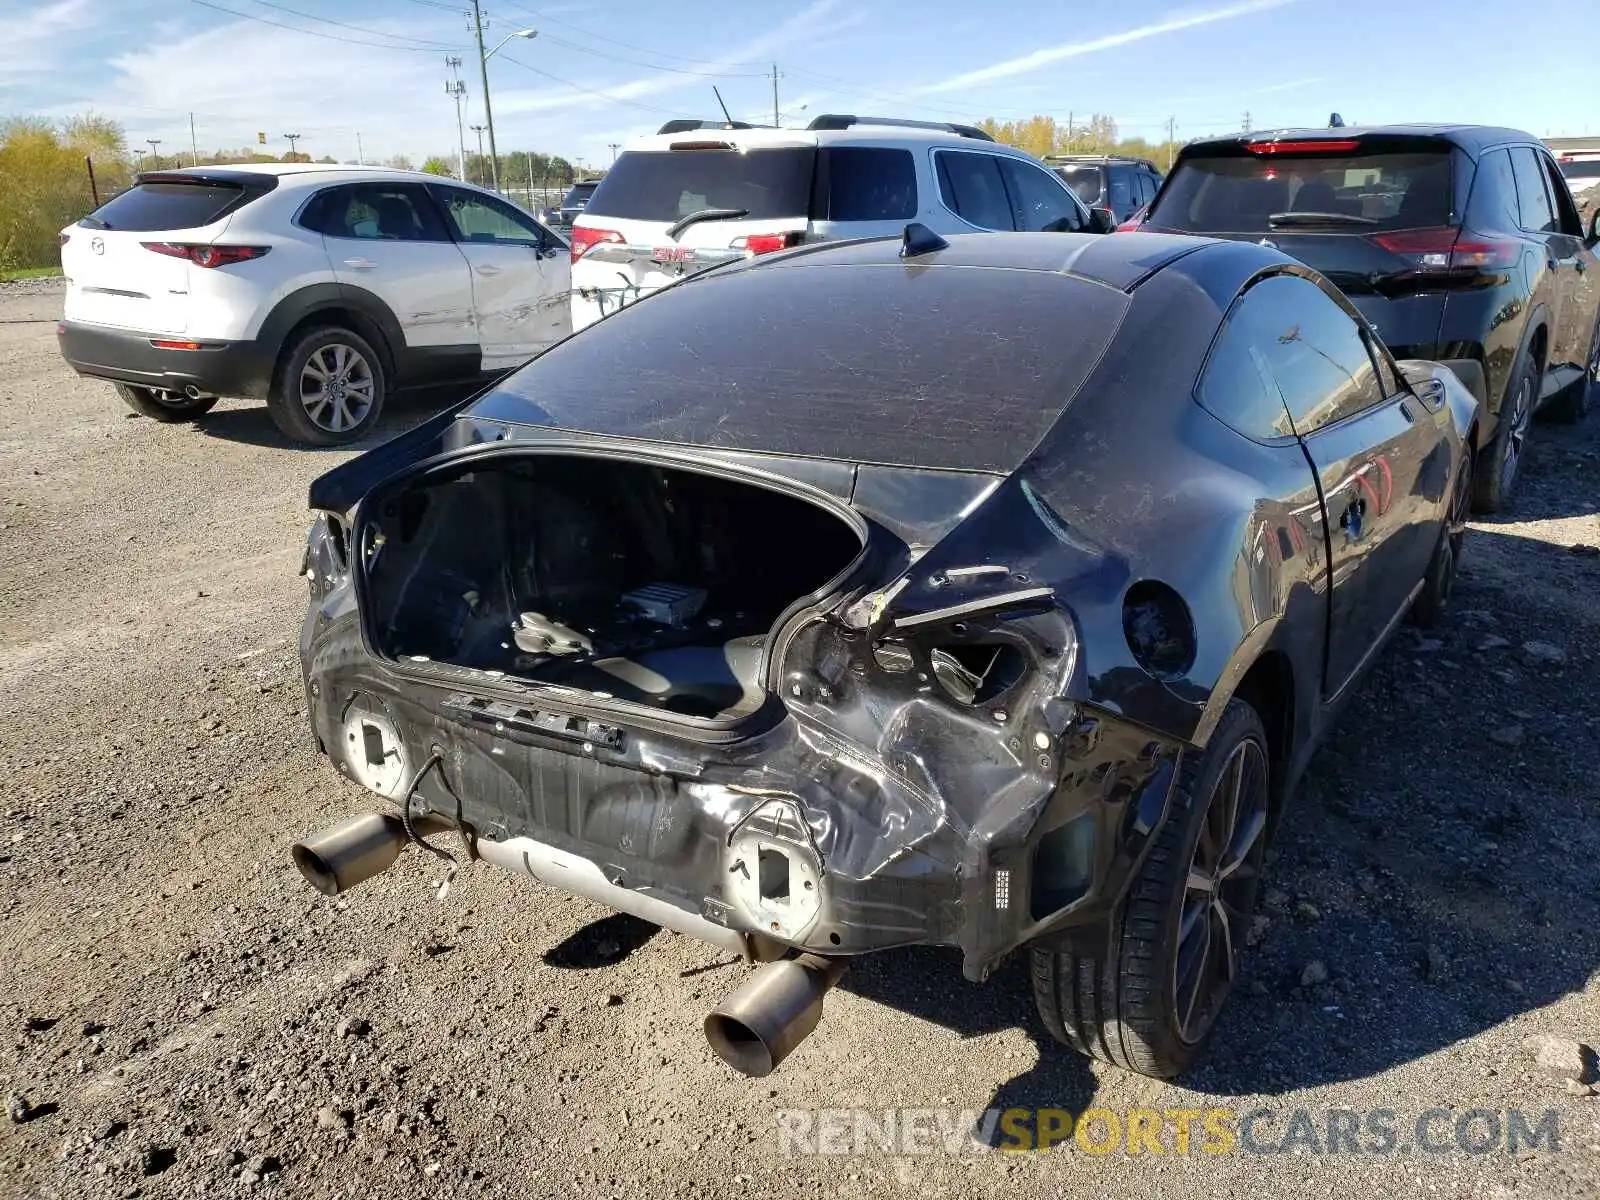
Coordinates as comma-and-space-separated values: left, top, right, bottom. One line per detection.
535, 34, 767, 78
492, 1, 768, 69
496, 53, 684, 117
187, 0, 468, 54
247, 0, 462, 49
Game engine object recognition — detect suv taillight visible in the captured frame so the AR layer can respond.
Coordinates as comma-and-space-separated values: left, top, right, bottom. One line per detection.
141, 242, 269, 268
730, 231, 803, 257
570, 225, 623, 263
1370, 227, 1520, 270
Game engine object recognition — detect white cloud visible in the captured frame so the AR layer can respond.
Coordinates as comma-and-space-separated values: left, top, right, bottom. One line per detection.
912, 0, 1299, 94
0, 0, 96, 77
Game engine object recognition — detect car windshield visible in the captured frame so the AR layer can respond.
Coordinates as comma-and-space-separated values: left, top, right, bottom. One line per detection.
1150, 149, 1453, 234
583, 147, 814, 222
1055, 166, 1103, 205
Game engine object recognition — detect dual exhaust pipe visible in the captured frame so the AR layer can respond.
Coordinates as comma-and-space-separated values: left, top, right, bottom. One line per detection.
292, 811, 845, 1075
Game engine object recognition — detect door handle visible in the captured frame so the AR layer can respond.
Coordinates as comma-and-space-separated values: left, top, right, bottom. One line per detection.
475, 264, 503, 277
342, 258, 375, 270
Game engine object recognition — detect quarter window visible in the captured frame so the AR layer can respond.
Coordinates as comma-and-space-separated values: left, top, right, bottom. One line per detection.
935, 151, 1014, 230
1539, 152, 1583, 236
816, 147, 917, 221
998, 158, 1086, 231
1199, 273, 1386, 440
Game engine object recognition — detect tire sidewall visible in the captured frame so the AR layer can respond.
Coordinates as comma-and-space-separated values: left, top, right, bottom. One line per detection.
1474, 350, 1538, 513
1134, 700, 1270, 1065
268, 326, 387, 446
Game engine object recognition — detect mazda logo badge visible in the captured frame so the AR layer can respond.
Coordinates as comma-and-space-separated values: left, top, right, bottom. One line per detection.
91, 237, 104, 255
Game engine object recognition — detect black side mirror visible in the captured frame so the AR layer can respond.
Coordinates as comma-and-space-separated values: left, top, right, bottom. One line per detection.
1088, 206, 1116, 235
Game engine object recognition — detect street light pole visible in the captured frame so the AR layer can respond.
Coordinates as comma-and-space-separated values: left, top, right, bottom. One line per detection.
284, 132, 301, 161
608, 142, 620, 164
445, 56, 469, 181
469, 3, 535, 194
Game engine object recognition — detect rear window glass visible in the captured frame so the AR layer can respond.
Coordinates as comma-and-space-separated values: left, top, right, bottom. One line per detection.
1055, 166, 1103, 205
83, 181, 247, 232
1150, 150, 1452, 234
471, 262, 1129, 473
584, 147, 814, 222
562, 183, 597, 205
815, 147, 916, 221
1560, 159, 1600, 181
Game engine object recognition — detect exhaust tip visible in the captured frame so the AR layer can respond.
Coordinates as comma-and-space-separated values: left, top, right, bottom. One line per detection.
704, 1012, 778, 1078
290, 841, 341, 897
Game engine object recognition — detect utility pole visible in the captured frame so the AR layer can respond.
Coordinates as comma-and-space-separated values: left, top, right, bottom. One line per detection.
607, 142, 620, 164
355, 131, 364, 166
1066, 111, 1074, 153
445, 56, 468, 181
189, 114, 198, 166
470, 0, 500, 192
146, 138, 162, 170
770, 62, 781, 127
1241, 110, 1252, 134
1165, 116, 1177, 169
469, 124, 487, 185
284, 132, 301, 160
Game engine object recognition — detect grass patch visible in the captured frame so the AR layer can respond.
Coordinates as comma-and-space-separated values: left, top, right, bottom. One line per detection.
1, 266, 63, 283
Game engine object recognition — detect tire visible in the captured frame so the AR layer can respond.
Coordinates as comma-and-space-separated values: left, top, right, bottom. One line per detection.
1543, 315, 1598, 425
1471, 349, 1539, 514
1030, 698, 1270, 1079
1411, 444, 1472, 629
266, 325, 386, 446
113, 382, 218, 423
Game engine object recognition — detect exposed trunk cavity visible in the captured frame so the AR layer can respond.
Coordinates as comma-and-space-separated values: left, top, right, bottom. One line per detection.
359, 454, 865, 722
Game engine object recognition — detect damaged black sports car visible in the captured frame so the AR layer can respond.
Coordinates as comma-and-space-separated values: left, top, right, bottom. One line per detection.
295, 228, 1478, 1080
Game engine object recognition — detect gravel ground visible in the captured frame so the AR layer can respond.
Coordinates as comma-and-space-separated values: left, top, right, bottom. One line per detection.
1, 278, 1597, 1199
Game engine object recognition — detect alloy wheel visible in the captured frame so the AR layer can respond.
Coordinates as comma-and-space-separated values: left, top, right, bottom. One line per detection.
1499, 375, 1533, 493
1174, 737, 1269, 1044
299, 343, 375, 435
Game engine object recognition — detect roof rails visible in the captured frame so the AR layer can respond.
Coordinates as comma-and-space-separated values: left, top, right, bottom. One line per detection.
805, 114, 994, 142
1044, 153, 1160, 169
656, 118, 760, 134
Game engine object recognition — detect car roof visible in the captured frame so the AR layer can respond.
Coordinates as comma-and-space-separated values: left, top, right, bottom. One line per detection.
620, 125, 1033, 155
1181, 123, 1543, 156
718, 229, 1225, 293
134, 163, 506, 196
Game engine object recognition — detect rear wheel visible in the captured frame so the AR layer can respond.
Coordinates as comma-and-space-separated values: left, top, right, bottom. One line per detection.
1030, 699, 1270, 1079
1472, 351, 1538, 514
1411, 443, 1472, 629
114, 382, 218, 422
266, 326, 386, 446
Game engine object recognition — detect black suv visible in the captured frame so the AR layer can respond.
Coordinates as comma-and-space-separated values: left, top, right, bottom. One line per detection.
558, 180, 599, 227
1047, 155, 1163, 224
1137, 125, 1600, 510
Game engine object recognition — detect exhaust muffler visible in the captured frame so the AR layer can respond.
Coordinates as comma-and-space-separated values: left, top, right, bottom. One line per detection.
291, 812, 449, 896
704, 953, 847, 1077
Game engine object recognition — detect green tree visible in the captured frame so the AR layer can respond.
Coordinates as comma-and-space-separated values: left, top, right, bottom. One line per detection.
421, 155, 454, 177
0, 113, 133, 272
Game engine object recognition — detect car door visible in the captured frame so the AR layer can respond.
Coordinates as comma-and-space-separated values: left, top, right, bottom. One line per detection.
1508, 145, 1575, 389
302, 182, 476, 360
1533, 147, 1597, 389
1105, 165, 1137, 221
995, 155, 1091, 232
1241, 273, 1439, 698
429, 185, 571, 369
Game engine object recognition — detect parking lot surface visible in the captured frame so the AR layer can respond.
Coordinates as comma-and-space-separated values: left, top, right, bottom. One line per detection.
1, 278, 1597, 1198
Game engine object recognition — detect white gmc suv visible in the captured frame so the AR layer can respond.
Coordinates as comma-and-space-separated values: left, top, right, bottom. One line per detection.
58, 164, 570, 445
569, 115, 1109, 331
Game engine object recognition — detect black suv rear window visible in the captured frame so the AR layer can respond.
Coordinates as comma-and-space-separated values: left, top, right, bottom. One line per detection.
585, 147, 814, 222
1150, 148, 1453, 234
82, 180, 252, 232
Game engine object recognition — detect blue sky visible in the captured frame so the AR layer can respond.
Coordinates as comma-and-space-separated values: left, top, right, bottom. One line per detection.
2, 0, 1596, 168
